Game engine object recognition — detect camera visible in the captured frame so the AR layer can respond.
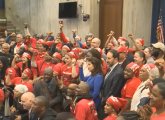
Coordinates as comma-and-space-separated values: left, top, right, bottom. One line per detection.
83, 14, 90, 22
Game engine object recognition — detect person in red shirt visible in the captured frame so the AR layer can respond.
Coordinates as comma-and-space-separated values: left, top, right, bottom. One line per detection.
150, 82, 165, 120
52, 52, 64, 77
5, 67, 17, 85
104, 96, 127, 120
0, 88, 4, 103
12, 52, 32, 76
34, 39, 47, 61
121, 62, 141, 110
134, 51, 146, 77
6, 68, 33, 92
60, 52, 79, 87
37, 51, 54, 76
74, 81, 98, 120
24, 34, 37, 49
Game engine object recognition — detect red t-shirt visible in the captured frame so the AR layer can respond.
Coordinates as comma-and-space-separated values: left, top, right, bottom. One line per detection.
103, 114, 117, 120
74, 99, 98, 120
150, 113, 165, 120
61, 64, 79, 86
52, 62, 64, 76
37, 60, 54, 76
0, 89, 4, 102
34, 52, 46, 61
121, 77, 141, 99
11, 77, 33, 92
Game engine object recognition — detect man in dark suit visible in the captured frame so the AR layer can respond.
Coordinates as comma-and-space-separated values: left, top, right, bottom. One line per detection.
102, 49, 125, 102
99, 50, 125, 119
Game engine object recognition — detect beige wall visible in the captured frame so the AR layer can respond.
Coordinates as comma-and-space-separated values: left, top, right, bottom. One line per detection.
122, 0, 153, 46
5, 0, 152, 45
5, 0, 100, 41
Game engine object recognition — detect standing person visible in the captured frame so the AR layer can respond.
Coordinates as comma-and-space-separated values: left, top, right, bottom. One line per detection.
121, 62, 141, 100
60, 52, 79, 87
10, 84, 28, 120
33, 68, 63, 112
131, 64, 159, 111
12, 52, 32, 76
6, 68, 33, 92
0, 37, 5, 50
20, 92, 37, 120
74, 81, 98, 120
134, 51, 146, 77
150, 82, 165, 120
31, 96, 57, 120
79, 57, 103, 109
14, 34, 24, 55
102, 50, 125, 101
100, 50, 125, 119
104, 96, 127, 120
36, 51, 54, 76
0, 43, 14, 66
0, 56, 9, 86
144, 47, 155, 64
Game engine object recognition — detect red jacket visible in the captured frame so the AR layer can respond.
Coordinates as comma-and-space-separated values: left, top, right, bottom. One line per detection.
74, 99, 98, 120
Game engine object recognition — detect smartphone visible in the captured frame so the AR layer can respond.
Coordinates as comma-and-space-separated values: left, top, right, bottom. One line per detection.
59, 20, 63, 24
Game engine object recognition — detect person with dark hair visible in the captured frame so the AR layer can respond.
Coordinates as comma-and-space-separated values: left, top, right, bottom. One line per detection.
134, 51, 146, 77
144, 47, 155, 64
12, 52, 32, 77
36, 51, 54, 76
33, 68, 63, 112
0, 56, 9, 86
6, 68, 33, 92
73, 81, 98, 120
60, 52, 79, 87
150, 82, 165, 120
102, 49, 125, 101
151, 42, 165, 60
80, 48, 107, 77
31, 96, 57, 120
99, 50, 125, 119
79, 56, 103, 109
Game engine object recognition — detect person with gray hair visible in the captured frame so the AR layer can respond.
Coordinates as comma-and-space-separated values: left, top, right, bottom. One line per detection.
91, 37, 101, 49
9, 84, 28, 120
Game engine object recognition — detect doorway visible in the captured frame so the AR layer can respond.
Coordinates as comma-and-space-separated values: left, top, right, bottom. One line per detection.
99, 0, 123, 48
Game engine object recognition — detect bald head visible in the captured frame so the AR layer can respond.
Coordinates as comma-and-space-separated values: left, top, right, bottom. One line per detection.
44, 68, 53, 75
91, 37, 101, 48
67, 83, 78, 96
76, 81, 90, 95
68, 83, 78, 90
44, 68, 53, 82
21, 92, 35, 110
22, 92, 35, 100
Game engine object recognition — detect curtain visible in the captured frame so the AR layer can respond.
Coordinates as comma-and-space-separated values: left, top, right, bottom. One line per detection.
151, 0, 165, 43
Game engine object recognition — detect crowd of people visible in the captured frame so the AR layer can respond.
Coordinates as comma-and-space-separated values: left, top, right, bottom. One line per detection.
0, 23, 165, 120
